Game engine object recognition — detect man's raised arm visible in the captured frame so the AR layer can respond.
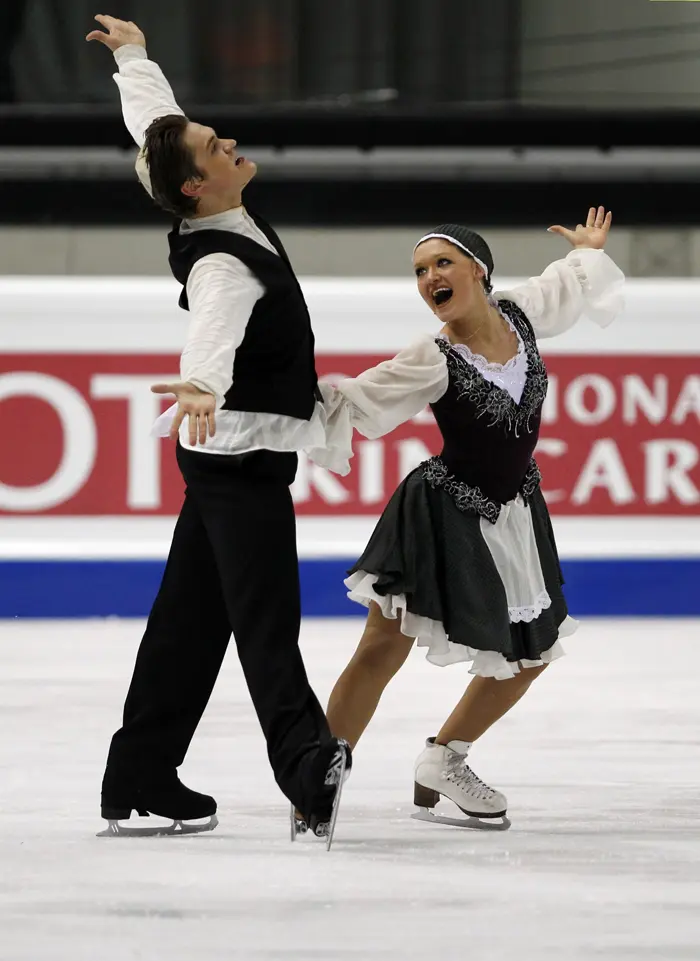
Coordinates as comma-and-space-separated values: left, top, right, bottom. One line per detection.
87, 14, 184, 147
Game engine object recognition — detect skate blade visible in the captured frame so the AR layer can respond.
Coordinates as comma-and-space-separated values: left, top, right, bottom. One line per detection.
304, 741, 350, 851
411, 807, 511, 831
290, 804, 308, 842
322, 743, 349, 851
96, 814, 219, 838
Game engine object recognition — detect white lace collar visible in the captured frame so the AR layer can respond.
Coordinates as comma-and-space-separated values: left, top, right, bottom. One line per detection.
438, 303, 526, 374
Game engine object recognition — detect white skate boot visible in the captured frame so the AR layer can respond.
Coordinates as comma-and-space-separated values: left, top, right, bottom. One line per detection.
411, 738, 511, 831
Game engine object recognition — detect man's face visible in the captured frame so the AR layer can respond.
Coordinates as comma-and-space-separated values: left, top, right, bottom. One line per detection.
182, 122, 257, 205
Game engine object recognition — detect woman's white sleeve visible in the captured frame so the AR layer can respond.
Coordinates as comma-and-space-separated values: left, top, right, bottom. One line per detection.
495, 248, 625, 339
321, 336, 449, 440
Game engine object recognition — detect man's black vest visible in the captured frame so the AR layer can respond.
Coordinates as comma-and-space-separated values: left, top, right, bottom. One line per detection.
168, 211, 319, 421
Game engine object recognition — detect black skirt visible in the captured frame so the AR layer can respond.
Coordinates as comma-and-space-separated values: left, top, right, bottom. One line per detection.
345, 465, 576, 678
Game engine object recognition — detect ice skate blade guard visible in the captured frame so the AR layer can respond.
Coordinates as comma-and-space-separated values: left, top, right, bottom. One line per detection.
411, 807, 511, 831
96, 814, 219, 838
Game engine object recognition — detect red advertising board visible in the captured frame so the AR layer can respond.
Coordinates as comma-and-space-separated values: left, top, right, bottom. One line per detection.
2, 353, 699, 515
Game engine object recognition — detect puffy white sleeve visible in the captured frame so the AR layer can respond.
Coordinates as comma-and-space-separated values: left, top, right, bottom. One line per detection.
495, 248, 625, 339
112, 45, 184, 147
306, 335, 448, 476
111, 45, 186, 196
324, 335, 448, 438
181, 253, 265, 407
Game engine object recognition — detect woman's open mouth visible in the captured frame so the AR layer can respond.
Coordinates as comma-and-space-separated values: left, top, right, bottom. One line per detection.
432, 287, 453, 306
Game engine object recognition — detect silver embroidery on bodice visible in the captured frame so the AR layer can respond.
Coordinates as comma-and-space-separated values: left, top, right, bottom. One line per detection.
421, 302, 546, 523
434, 302, 548, 436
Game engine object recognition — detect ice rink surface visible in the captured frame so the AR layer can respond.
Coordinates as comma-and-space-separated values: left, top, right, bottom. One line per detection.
1, 617, 699, 961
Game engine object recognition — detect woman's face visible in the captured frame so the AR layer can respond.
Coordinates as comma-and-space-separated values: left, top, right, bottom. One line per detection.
413, 239, 486, 323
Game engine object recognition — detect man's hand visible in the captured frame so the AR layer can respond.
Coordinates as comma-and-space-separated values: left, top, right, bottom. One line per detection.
151, 382, 217, 447
86, 14, 145, 52
548, 206, 612, 250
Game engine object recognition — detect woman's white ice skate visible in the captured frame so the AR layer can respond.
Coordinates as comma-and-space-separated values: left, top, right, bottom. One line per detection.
411, 739, 511, 831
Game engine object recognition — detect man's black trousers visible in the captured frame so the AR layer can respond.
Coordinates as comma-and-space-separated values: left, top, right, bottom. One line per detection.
102, 443, 331, 814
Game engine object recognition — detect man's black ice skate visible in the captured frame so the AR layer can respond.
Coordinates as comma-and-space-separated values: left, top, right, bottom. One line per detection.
290, 807, 309, 840
292, 738, 352, 851
98, 775, 218, 837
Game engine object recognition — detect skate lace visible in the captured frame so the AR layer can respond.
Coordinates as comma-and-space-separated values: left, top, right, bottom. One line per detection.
444, 753, 498, 801
325, 752, 343, 787
324, 742, 348, 787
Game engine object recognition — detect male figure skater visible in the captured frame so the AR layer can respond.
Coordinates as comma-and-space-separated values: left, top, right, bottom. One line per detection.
88, 15, 350, 843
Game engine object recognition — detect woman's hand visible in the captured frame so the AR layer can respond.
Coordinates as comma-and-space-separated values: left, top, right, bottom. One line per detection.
548, 206, 612, 250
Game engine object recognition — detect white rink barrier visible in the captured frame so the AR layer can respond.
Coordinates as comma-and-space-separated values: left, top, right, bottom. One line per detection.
1, 276, 699, 617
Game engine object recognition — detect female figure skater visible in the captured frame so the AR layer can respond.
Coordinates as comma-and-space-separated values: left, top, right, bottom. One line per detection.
320, 207, 624, 827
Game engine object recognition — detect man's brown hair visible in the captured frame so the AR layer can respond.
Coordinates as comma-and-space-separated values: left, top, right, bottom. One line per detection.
143, 114, 201, 218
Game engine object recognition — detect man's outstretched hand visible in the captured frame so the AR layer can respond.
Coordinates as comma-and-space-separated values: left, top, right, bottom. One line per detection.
151, 381, 217, 447
86, 14, 145, 52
